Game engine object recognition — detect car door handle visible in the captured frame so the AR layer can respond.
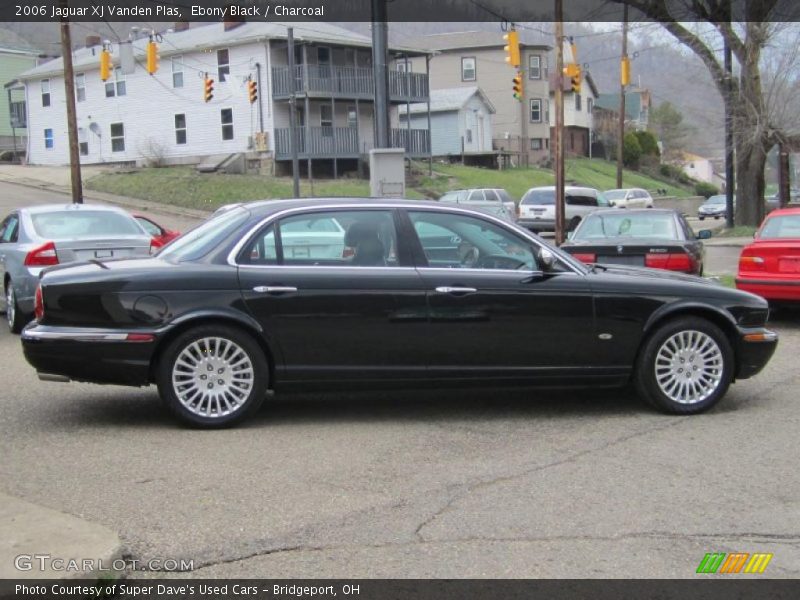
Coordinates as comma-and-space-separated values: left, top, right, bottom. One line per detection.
253, 286, 298, 294
435, 286, 477, 295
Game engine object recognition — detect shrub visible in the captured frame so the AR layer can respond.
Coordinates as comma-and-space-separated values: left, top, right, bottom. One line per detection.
622, 132, 642, 169
634, 130, 660, 156
694, 181, 720, 198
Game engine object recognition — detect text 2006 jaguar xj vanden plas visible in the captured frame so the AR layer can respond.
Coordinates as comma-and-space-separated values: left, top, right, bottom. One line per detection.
22, 199, 778, 427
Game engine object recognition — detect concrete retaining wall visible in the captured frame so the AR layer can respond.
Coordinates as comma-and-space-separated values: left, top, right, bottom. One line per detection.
653, 195, 705, 215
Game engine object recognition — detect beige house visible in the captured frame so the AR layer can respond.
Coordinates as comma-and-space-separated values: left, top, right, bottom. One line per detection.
405, 31, 551, 166
548, 71, 600, 157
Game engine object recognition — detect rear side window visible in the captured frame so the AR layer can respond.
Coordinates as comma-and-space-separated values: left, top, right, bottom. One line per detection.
467, 190, 486, 202
484, 190, 501, 203
30, 211, 143, 239
566, 194, 597, 207
521, 189, 555, 205
0, 215, 19, 243
439, 191, 467, 203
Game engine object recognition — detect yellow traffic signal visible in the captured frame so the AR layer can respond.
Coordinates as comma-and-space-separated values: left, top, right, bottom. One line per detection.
512, 71, 523, 101
571, 66, 582, 94
621, 56, 631, 86
247, 79, 258, 104
503, 30, 520, 68
100, 48, 111, 82
204, 77, 214, 103
146, 40, 159, 75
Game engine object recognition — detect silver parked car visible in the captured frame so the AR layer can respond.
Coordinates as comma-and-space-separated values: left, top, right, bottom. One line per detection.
438, 188, 517, 222
0, 204, 152, 333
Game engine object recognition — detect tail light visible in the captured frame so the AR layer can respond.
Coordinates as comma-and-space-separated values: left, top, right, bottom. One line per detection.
571, 253, 597, 264
342, 247, 355, 259
739, 255, 765, 271
645, 252, 694, 272
24, 241, 59, 267
34, 285, 44, 321
149, 238, 163, 254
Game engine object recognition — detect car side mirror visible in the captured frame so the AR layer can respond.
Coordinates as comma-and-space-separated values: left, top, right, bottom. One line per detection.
538, 246, 556, 271
697, 229, 713, 240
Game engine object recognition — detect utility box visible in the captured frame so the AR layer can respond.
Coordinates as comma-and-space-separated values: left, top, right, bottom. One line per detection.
369, 149, 405, 198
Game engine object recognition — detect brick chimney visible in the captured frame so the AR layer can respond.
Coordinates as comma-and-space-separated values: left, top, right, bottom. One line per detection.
174, 21, 190, 32
85, 35, 102, 48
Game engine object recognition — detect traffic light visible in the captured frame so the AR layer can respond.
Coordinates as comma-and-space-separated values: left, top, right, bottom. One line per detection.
100, 48, 111, 82
204, 76, 214, 103
512, 71, 523, 101
621, 55, 631, 86
247, 78, 258, 104
503, 30, 520, 68
570, 65, 582, 94
146, 40, 159, 75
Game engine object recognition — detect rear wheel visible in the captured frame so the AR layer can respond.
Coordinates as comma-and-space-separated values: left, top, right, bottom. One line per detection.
5, 281, 28, 334
156, 324, 268, 427
635, 317, 733, 414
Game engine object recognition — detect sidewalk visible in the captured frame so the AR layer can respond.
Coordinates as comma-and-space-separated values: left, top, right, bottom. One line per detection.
0, 164, 209, 221
0, 492, 122, 581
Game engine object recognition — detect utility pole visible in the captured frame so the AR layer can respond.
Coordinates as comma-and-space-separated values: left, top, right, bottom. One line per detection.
723, 5, 735, 227
287, 27, 300, 197
778, 142, 791, 208
554, 0, 565, 245
59, 1, 83, 204
616, 3, 628, 189
371, 0, 390, 148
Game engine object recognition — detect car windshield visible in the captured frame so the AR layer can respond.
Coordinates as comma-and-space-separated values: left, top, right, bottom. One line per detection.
30, 210, 143, 239
521, 189, 555, 205
706, 195, 726, 205
603, 190, 628, 200
158, 206, 250, 262
759, 214, 800, 239
439, 191, 468, 203
573, 212, 679, 240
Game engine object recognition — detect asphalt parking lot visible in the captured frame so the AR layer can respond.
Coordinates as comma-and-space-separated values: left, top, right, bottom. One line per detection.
1, 182, 799, 578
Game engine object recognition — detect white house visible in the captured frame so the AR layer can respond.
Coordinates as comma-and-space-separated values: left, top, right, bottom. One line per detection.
548, 71, 598, 157
681, 152, 715, 183
18, 21, 430, 175
398, 87, 494, 157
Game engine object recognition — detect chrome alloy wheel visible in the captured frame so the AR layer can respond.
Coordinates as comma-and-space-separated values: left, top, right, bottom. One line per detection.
6, 285, 14, 330
654, 330, 723, 404
171, 337, 255, 418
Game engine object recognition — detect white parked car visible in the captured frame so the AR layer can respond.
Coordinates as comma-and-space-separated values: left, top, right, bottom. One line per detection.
604, 188, 654, 209
518, 186, 610, 233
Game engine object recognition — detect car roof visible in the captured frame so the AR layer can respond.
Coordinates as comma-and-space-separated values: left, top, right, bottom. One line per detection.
585, 208, 678, 216
524, 186, 599, 193
241, 197, 470, 218
20, 203, 132, 215
766, 207, 800, 217
605, 188, 644, 193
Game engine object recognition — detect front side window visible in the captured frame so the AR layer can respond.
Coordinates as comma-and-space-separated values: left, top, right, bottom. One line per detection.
172, 55, 184, 88
41, 79, 51, 107
461, 57, 476, 81
221, 109, 234, 140
105, 67, 126, 97
75, 73, 86, 102
217, 49, 230, 82
175, 113, 187, 145
44, 128, 54, 149
409, 210, 536, 271
528, 55, 541, 79
530, 99, 542, 123
110, 122, 125, 152
240, 210, 399, 268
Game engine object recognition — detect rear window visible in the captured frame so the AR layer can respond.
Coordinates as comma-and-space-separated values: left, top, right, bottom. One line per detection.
158, 206, 250, 262
573, 212, 679, 240
30, 210, 143, 239
759, 215, 800, 239
521, 189, 555, 205
439, 191, 468, 203
604, 190, 628, 201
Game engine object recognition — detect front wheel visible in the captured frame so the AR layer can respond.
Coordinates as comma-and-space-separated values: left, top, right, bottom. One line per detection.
156, 324, 268, 427
635, 317, 734, 414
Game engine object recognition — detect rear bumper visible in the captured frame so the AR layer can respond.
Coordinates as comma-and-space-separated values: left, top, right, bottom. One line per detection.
735, 327, 778, 379
736, 278, 800, 302
21, 324, 157, 386
518, 217, 555, 232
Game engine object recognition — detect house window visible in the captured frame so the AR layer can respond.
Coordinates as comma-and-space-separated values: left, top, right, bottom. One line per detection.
217, 49, 230, 82
175, 113, 187, 145
465, 129, 473, 143
110, 123, 125, 152
543, 56, 549, 78
530, 99, 542, 123
528, 55, 541, 80
544, 99, 550, 123
347, 106, 357, 128
587, 98, 594, 113
41, 80, 50, 107
530, 138, 542, 150
44, 128, 54, 149
105, 67, 126, 97
171, 55, 184, 88
397, 61, 411, 73
78, 128, 88, 155
344, 48, 356, 66
221, 108, 234, 140
75, 73, 86, 102
461, 57, 476, 82
575, 93, 582, 111
320, 104, 333, 137
317, 46, 331, 77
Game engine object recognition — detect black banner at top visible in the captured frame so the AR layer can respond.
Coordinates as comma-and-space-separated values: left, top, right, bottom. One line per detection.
4, 0, 800, 22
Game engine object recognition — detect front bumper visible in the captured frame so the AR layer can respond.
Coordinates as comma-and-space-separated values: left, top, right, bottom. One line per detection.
735, 327, 778, 379
21, 324, 157, 386
518, 217, 555, 232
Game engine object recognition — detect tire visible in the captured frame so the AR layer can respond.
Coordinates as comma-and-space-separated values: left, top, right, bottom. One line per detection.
698, 216, 705, 221
5, 280, 28, 334
635, 316, 734, 415
156, 324, 268, 428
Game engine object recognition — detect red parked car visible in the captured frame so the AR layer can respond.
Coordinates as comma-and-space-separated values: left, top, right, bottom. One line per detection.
133, 214, 181, 250
736, 207, 800, 303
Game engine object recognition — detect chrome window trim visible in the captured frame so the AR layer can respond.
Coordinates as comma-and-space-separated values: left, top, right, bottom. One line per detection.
226, 202, 585, 276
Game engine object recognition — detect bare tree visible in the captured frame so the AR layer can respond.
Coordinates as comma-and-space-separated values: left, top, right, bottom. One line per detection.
612, 1, 800, 225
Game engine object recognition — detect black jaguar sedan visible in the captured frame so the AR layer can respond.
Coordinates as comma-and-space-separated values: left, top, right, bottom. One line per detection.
21, 199, 777, 427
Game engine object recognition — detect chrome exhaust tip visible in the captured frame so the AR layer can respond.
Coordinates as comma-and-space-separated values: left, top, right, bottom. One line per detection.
37, 372, 70, 383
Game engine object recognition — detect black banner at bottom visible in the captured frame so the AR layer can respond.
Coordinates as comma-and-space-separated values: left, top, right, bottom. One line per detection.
2, 579, 800, 600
